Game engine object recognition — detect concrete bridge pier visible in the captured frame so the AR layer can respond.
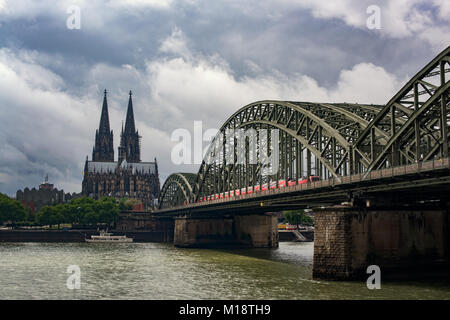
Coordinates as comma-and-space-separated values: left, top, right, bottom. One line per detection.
173, 213, 279, 248
312, 204, 450, 280
116, 213, 175, 242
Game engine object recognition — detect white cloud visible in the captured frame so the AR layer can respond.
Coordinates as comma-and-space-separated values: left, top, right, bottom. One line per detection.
329, 63, 404, 103
147, 33, 403, 127
272, 0, 449, 51
0, 0, 7, 12
433, 0, 450, 20
146, 53, 401, 124
0, 0, 172, 33
159, 27, 192, 59
110, 0, 173, 9
0, 49, 98, 194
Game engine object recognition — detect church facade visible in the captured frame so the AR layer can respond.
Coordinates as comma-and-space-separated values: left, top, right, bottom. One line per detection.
82, 90, 160, 208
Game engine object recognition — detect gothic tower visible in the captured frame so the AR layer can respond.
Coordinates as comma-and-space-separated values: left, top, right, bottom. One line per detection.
92, 90, 114, 162
118, 91, 141, 163
83, 89, 160, 208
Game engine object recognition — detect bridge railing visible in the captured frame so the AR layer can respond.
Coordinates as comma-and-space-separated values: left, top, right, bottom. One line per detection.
364, 157, 449, 181
161, 157, 450, 211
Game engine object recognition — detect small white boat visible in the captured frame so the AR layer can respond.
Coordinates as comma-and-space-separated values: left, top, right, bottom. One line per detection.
85, 231, 133, 243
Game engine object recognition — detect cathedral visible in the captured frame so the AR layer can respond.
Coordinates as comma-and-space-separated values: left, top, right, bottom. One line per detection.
82, 90, 160, 209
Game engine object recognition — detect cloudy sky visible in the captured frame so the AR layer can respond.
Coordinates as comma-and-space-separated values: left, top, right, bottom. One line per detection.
0, 0, 448, 196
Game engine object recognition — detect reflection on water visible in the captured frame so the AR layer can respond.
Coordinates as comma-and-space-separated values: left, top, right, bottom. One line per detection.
0, 242, 449, 299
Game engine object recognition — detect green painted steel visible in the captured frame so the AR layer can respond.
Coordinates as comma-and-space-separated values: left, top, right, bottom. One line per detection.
159, 173, 197, 209
159, 47, 450, 209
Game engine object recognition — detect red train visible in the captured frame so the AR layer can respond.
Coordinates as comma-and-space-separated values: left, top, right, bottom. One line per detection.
193, 176, 320, 203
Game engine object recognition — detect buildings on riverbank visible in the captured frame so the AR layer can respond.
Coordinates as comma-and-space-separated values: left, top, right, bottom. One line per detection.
16, 175, 80, 213
15, 90, 161, 212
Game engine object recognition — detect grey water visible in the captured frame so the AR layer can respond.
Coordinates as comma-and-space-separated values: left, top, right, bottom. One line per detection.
0, 242, 449, 299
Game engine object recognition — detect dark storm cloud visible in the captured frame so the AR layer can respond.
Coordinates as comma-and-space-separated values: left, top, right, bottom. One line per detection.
1, 1, 445, 88
0, 1, 436, 86
0, 0, 448, 195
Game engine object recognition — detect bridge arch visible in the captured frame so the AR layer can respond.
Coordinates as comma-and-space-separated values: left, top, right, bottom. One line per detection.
158, 173, 197, 209
192, 100, 386, 202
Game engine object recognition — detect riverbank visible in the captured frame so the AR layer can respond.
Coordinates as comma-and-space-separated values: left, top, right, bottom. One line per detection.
0, 229, 173, 242
0, 229, 311, 244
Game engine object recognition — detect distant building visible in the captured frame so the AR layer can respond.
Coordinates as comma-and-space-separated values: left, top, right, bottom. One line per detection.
16, 175, 80, 212
81, 90, 160, 209
39, 174, 54, 191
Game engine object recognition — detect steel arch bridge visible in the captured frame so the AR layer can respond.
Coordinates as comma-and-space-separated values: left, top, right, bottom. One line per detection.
159, 46, 450, 210
159, 173, 197, 209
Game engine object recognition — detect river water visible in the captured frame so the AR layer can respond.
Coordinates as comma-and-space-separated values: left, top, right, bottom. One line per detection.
0, 242, 449, 299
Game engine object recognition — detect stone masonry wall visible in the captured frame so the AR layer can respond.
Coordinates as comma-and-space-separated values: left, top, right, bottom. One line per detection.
173, 214, 279, 248
234, 214, 279, 248
173, 218, 235, 247
313, 206, 449, 280
313, 210, 353, 279
116, 212, 174, 242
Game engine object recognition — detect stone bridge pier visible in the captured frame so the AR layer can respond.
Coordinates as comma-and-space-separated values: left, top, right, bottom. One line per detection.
116, 211, 278, 248
173, 213, 279, 248
313, 202, 450, 280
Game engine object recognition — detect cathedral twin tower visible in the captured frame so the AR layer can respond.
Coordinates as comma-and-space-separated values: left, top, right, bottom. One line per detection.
92, 90, 141, 163
82, 90, 160, 208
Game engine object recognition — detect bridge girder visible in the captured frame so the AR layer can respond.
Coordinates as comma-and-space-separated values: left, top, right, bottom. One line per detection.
354, 46, 450, 175
158, 46, 450, 209
158, 173, 197, 209
192, 100, 388, 202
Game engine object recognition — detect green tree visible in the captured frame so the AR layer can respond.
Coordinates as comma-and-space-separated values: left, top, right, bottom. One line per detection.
34, 196, 121, 229
284, 210, 314, 227
36, 206, 53, 227
36, 206, 64, 228
82, 209, 98, 225
96, 197, 120, 224
24, 207, 35, 224
302, 214, 314, 226
58, 203, 72, 225
0, 193, 27, 226
119, 198, 133, 211
53, 204, 66, 228
68, 197, 96, 224
284, 210, 303, 226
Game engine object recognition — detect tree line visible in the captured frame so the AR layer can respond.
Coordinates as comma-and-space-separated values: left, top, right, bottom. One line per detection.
283, 210, 314, 226
0, 193, 28, 225
0, 194, 137, 228
36, 197, 121, 228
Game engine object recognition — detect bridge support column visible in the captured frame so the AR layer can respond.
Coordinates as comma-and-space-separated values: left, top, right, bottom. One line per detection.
313, 205, 450, 280
173, 214, 278, 248
116, 213, 174, 242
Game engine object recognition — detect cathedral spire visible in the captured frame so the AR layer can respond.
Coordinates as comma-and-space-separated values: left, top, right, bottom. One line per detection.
92, 89, 114, 162
99, 89, 111, 134
119, 90, 141, 163
124, 90, 136, 134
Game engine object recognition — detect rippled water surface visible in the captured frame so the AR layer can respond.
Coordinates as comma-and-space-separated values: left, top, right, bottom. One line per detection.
1, 242, 449, 299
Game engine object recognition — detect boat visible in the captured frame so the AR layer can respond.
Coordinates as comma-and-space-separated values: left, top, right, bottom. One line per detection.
85, 231, 133, 243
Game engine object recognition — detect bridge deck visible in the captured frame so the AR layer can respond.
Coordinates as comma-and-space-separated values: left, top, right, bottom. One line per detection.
155, 157, 450, 216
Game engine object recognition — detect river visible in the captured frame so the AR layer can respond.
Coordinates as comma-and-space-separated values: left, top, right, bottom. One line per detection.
0, 242, 449, 299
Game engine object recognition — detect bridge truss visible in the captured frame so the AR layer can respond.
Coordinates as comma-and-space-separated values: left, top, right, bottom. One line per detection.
159, 46, 450, 209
